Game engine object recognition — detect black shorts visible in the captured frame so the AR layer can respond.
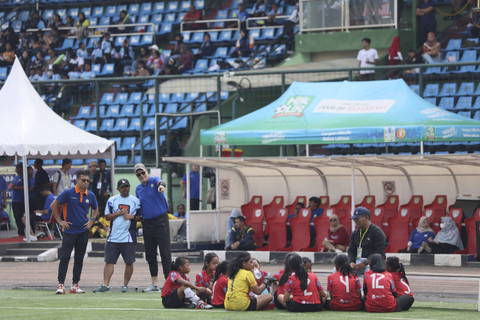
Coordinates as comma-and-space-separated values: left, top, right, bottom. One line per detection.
273, 291, 285, 310
162, 290, 183, 309
246, 297, 257, 311
286, 300, 323, 312
212, 303, 224, 309
104, 242, 136, 264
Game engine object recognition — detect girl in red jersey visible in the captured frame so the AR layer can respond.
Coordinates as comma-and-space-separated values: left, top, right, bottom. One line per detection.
326, 254, 362, 311
280, 254, 327, 312
272, 252, 295, 309
386, 256, 414, 311
195, 252, 218, 302
363, 254, 412, 313
211, 261, 229, 308
252, 258, 270, 286
161, 257, 212, 309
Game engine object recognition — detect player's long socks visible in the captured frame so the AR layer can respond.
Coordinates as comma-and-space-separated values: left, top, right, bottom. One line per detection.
184, 288, 200, 304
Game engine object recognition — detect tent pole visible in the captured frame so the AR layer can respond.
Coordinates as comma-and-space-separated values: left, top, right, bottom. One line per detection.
186, 163, 191, 250
306, 144, 310, 157
110, 144, 116, 196
420, 141, 424, 155
216, 167, 220, 243
22, 156, 30, 242
351, 163, 355, 234
199, 145, 203, 210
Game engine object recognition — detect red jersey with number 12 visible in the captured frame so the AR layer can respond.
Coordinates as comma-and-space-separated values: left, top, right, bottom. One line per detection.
284, 272, 323, 304
161, 271, 189, 298
364, 270, 397, 312
211, 274, 229, 306
327, 271, 362, 311
391, 272, 413, 297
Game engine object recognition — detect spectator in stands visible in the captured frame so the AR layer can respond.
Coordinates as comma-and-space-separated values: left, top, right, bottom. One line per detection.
31, 50, 45, 72
25, 10, 44, 30
402, 49, 422, 74
418, 216, 463, 254
177, 49, 194, 73
280, 1, 299, 52
87, 161, 98, 192
401, 216, 435, 253
232, 3, 250, 30
43, 26, 61, 50
196, 33, 214, 59
17, 29, 29, 54
133, 60, 151, 76
75, 12, 90, 41
80, 62, 96, 79
471, 10, 480, 37
416, 0, 436, 46
4, 26, 19, 48
388, 36, 402, 65
357, 37, 378, 80
52, 159, 71, 196
33, 159, 50, 210
112, 10, 133, 34
63, 15, 76, 39
30, 30, 46, 51
231, 29, 254, 58
287, 202, 305, 221
266, 3, 281, 26
52, 73, 74, 115
146, 48, 164, 75
174, 204, 186, 219
164, 57, 180, 75
322, 214, 349, 252
101, 32, 113, 62
19, 50, 31, 72
181, 165, 201, 210
91, 41, 104, 64
47, 13, 62, 29
183, 4, 206, 30
131, 46, 149, 74
252, 0, 267, 26
67, 48, 85, 71
76, 42, 88, 61
422, 32, 441, 64
171, 35, 187, 58
0, 42, 15, 66
347, 207, 386, 274
118, 38, 134, 74
93, 159, 112, 217
226, 215, 257, 251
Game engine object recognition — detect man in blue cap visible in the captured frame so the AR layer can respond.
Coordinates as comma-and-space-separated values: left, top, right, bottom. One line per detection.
347, 206, 386, 273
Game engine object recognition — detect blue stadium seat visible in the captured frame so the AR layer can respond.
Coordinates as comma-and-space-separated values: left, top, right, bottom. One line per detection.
439, 83, 457, 97
217, 30, 232, 43
106, 104, 121, 118
101, 64, 115, 76
129, 4, 140, 16
99, 16, 111, 26
100, 119, 115, 132
180, 103, 192, 113
209, 31, 219, 42
457, 82, 474, 96
164, 103, 178, 113
443, 51, 459, 63
195, 103, 207, 112
195, 0, 205, 9
91, 64, 102, 76
457, 111, 471, 118
455, 64, 476, 73
17, 11, 29, 22
141, 3, 153, 15
180, 0, 191, 11
141, 34, 154, 46
172, 93, 185, 102
128, 92, 143, 104
153, 1, 165, 13
127, 118, 141, 131
68, 8, 79, 20
81, 7, 92, 18
73, 120, 86, 130
461, 50, 477, 62
456, 96, 472, 109
0, 67, 8, 80
85, 120, 97, 132
474, 97, 480, 110
158, 23, 172, 35
57, 8, 66, 20
114, 36, 127, 47
164, 13, 176, 23
112, 118, 129, 132
100, 93, 114, 105
105, 5, 117, 17
445, 38, 462, 51
119, 136, 134, 151
74, 106, 92, 119
143, 104, 155, 116
185, 92, 200, 101
190, 32, 204, 43
424, 66, 442, 74
423, 83, 439, 97
171, 117, 188, 129
92, 6, 104, 18
176, 12, 186, 23
167, 1, 179, 12
119, 104, 135, 117
114, 92, 129, 104
438, 97, 454, 109
220, 91, 230, 100
56, 38, 75, 52
424, 97, 437, 105
143, 117, 156, 131
116, 4, 128, 15
474, 110, 480, 120
410, 84, 420, 95
115, 155, 129, 165
249, 29, 261, 40
189, 58, 208, 73
214, 47, 228, 58
261, 28, 276, 40
110, 137, 122, 149
159, 93, 171, 103
151, 14, 163, 24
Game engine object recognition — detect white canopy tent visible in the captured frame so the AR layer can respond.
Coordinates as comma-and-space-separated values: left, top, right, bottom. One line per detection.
0, 58, 115, 241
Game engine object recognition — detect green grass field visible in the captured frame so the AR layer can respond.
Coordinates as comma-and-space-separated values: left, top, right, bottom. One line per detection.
0, 290, 478, 320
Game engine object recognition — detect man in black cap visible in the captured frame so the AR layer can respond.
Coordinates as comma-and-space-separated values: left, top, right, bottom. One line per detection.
94, 178, 140, 293
347, 206, 386, 273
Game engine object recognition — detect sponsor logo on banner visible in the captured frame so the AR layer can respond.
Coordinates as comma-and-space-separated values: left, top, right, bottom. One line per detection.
214, 131, 227, 144
396, 128, 406, 140
313, 99, 395, 114
273, 95, 314, 118
441, 127, 457, 139
384, 127, 396, 142
426, 126, 436, 140
462, 127, 480, 138
262, 131, 286, 144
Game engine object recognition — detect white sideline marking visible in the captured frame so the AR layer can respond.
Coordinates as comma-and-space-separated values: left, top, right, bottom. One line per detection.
0, 306, 230, 313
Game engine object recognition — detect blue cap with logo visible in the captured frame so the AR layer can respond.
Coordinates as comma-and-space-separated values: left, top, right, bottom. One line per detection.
350, 206, 370, 220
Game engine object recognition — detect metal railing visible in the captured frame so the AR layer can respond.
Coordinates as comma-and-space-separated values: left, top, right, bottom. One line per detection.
180, 18, 240, 33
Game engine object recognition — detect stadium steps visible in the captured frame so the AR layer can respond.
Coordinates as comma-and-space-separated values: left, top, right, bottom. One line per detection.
0, 241, 61, 262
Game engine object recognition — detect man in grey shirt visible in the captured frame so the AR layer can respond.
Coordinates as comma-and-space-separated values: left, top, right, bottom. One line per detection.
52, 159, 71, 196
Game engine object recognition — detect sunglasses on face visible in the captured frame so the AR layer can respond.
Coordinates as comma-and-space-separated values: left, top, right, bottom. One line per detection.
136, 171, 146, 177
330, 219, 337, 222
80, 179, 90, 183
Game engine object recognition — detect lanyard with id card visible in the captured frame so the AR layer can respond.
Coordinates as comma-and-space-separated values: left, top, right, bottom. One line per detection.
356, 227, 369, 264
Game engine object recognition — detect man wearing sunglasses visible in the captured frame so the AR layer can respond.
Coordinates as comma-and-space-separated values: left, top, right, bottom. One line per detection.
134, 163, 171, 293
51, 170, 99, 295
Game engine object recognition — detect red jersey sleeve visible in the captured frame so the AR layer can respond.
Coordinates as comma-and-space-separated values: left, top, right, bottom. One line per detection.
195, 272, 204, 287
284, 278, 293, 293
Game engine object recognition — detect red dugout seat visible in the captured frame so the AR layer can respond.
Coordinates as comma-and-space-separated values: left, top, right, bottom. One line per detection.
371, 195, 399, 234
241, 195, 262, 220
385, 208, 410, 253
423, 195, 447, 233
285, 196, 307, 216
447, 207, 463, 232
284, 208, 311, 251
304, 209, 333, 252
263, 196, 284, 236
356, 195, 376, 213
399, 195, 424, 234
245, 208, 264, 248
455, 208, 480, 257
319, 196, 330, 211
257, 208, 288, 251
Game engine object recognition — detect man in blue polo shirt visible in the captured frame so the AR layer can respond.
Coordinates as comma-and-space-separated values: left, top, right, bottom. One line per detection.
134, 163, 171, 292
51, 170, 99, 295
180, 164, 200, 211
94, 178, 140, 293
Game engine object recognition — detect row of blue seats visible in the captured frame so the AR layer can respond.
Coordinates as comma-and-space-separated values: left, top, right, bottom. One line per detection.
109, 135, 159, 152
74, 116, 188, 133
73, 102, 208, 120
411, 82, 480, 98
29, 155, 142, 166
216, 4, 296, 21
424, 96, 480, 110
443, 38, 479, 51
183, 27, 284, 45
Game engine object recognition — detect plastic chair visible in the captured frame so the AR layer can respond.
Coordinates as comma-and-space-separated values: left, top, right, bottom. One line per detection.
356, 195, 376, 213
284, 196, 307, 216
329, 195, 352, 232
153, 1, 165, 13
73, 120, 86, 130
455, 96, 472, 109
445, 38, 462, 50
100, 92, 114, 105
423, 195, 448, 233
438, 97, 454, 110
457, 82, 475, 96
399, 195, 424, 234
371, 195, 399, 234
423, 83, 439, 97
284, 208, 311, 251
455, 208, 480, 257
37, 213, 63, 240
439, 83, 457, 97
447, 207, 463, 232
385, 209, 410, 253
319, 196, 330, 211
263, 196, 285, 236
304, 211, 331, 252
257, 208, 288, 251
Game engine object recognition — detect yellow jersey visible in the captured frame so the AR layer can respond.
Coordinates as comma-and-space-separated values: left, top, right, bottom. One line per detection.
224, 269, 257, 311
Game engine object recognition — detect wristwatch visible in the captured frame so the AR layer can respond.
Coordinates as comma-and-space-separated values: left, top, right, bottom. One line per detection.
90, 217, 97, 222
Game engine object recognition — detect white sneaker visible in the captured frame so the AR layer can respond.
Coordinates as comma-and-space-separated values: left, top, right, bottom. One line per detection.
23, 235, 37, 242
69, 284, 85, 293
55, 284, 66, 294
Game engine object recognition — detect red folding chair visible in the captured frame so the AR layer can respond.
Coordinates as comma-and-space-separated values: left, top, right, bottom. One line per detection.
241, 195, 262, 220
423, 195, 448, 233
245, 208, 264, 248
257, 208, 288, 251
284, 208, 311, 251
455, 208, 480, 258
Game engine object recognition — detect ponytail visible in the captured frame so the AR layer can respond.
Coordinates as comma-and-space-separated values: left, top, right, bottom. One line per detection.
279, 252, 296, 286
335, 254, 354, 278
287, 254, 308, 291
171, 257, 188, 272
214, 261, 229, 282
386, 256, 409, 284
228, 252, 251, 279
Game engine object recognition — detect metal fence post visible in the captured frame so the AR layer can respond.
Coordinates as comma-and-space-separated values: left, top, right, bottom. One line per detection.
95, 80, 100, 136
